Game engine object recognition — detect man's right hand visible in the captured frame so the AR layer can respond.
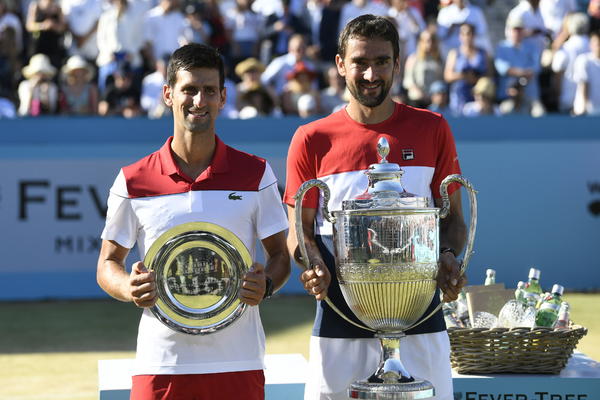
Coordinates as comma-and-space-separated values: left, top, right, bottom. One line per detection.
129, 261, 157, 308
300, 262, 331, 301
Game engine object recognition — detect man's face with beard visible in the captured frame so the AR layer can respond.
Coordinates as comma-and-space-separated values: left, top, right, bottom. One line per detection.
336, 36, 398, 108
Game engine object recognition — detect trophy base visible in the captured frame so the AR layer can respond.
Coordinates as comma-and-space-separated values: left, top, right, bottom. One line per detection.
348, 379, 435, 400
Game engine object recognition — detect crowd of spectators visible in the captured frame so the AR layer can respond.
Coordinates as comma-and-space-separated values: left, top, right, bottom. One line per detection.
1, 0, 599, 119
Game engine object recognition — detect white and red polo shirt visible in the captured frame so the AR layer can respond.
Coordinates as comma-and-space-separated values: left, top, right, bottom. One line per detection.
101, 135, 288, 376
283, 102, 461, 236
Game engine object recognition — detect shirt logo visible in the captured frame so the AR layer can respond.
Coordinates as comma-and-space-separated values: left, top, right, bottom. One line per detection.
402, 149, 415, 160
228, 192, 242, 200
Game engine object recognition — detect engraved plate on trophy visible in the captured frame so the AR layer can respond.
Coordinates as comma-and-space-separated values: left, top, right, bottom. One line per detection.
143, 222, 252, 335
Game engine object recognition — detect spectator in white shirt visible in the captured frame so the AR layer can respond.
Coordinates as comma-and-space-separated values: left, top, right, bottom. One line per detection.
143, 0, 190, 67
506, 0, 552, 63
551, 12, 589, 113
61, 0, 102, 62
261, 34, 316, 95
573, 30, 600, 115
140, 55, 169, 118
96, 0, 146, 92
539, 0, 576, 39
437, 0, 492, 57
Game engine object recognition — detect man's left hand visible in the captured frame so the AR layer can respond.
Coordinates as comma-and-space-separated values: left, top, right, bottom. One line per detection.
437, 251, 467, 302
240, 262, 267, 306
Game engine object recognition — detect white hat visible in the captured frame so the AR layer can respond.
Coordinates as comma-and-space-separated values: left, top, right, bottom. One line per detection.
22, 54, 56, 79
506, 15, 525, 29
61, 55, 93, 81
297, 93, 317, 113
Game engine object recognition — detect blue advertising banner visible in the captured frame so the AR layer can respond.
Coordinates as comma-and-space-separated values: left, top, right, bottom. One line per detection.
0, 116, 598, 300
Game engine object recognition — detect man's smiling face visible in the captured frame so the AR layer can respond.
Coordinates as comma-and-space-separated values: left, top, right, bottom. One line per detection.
164, 67, 226, 135
336, 36, 398, 108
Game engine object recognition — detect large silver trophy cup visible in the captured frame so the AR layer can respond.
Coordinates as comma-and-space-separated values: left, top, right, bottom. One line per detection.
295, 137, 477, 399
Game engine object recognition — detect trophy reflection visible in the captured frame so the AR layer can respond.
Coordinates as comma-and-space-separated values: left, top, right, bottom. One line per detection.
295, 137, 477, 399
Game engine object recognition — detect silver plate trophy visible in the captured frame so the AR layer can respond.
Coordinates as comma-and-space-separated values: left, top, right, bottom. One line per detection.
143, 222, 252, 335
295, 137, 477, 399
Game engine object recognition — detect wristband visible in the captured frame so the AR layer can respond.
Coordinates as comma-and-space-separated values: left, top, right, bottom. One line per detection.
440, 247, 457, 257
263, 276, 274, 299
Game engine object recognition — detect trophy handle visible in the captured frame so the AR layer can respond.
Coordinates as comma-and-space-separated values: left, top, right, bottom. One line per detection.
294, 180, 375, 333
439, 174, 478, 276
404, 175, 478, 332
293, 179, 335, 271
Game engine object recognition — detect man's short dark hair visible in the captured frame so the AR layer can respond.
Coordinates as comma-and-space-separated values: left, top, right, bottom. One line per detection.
167, 43, 225, 89
338, 14, 400, 63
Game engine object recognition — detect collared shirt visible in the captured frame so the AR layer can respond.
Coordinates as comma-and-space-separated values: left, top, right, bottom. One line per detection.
437, 3, 492, 56
261, 53, 317, 95
102, 135, 288, 375
573, 52, 600, 115
144, 7, 191, 60
495, 39, 541, 101
96, 1, 146, 68
507, 1, 548, 59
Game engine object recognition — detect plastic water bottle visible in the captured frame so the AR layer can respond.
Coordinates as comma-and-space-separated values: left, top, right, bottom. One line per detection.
442, 302, 462, 328
514, 281, 525, 303
484, 268, 496, 285
554, 301, 571, 330
523, 267, 542, 304
520, 294, 537, 328
535, 284, 564, 327
455, 291, 470, 328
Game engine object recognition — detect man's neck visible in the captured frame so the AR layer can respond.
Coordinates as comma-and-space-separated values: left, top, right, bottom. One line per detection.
345, 99, 396, 125
171, 131, 216, 181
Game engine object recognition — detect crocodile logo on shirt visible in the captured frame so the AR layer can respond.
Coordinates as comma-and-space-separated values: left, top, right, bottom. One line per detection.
228, 192, 242, 200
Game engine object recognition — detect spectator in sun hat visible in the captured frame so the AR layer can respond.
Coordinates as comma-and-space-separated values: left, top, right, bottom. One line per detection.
235, 57, 266, 92
462, 76, 501, 116
18, 53, 59, 116
280, 60, 321, 115
297, 92, 319, 118
58, 54, 98, 115
234, 57, 278, 112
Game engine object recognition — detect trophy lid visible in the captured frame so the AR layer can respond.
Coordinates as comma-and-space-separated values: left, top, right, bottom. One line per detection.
342, 137, 429, 210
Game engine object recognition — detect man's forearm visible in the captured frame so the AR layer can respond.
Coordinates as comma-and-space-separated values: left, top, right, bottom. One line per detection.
97, 259, 132, 302
265, 251, 291, 293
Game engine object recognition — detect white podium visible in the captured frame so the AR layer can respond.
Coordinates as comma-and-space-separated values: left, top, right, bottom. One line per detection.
98, 354, 308, 400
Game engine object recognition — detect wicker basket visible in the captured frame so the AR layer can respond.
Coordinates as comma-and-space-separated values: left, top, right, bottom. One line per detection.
447, 325, 587, 375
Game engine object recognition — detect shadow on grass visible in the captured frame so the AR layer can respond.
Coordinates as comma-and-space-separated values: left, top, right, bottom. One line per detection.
0, 295, 316, 354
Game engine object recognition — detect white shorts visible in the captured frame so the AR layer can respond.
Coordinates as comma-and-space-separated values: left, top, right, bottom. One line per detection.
303, 332, 453, 400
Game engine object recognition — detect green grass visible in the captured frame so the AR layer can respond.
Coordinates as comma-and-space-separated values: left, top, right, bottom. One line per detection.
0, 294, 597, 400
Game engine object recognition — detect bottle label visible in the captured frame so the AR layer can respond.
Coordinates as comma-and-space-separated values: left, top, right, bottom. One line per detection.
540, 302, 560, 312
